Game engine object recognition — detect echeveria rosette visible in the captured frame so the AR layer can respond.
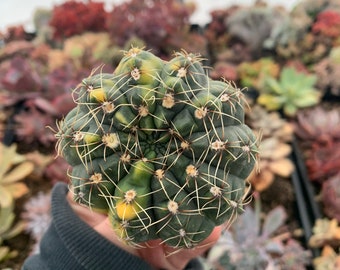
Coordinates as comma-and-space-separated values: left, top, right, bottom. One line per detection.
257, 67, 321, 117
56, 48, 258, 249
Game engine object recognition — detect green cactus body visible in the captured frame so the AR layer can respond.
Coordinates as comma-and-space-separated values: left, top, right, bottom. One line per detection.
56, 48, 258, 248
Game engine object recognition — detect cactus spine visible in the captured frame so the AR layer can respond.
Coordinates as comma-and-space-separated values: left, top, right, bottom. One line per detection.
56, 48, 258, 248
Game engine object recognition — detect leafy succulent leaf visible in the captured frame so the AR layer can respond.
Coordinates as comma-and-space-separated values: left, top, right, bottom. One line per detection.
293, 92, 321, 107
2, 161, 34, 184
264, 76, 283, 94
0, 144, 23, 178
262, 206, 287, 238
257, 94, 284, 110
268, 158, 295, 177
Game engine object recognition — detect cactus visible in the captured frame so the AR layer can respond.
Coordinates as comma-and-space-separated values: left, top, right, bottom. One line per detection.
55, 48, 258, 248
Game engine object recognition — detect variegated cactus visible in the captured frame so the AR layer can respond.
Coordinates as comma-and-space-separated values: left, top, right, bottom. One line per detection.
56, 48, 258, 248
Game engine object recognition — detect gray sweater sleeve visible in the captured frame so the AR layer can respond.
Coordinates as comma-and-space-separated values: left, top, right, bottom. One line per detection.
22, 183, 153, 270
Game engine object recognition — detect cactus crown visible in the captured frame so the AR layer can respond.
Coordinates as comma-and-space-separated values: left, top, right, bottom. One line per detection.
56, 48, 258, 249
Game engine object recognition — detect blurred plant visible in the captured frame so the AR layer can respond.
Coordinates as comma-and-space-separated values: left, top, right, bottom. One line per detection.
204, 6, 240, 62
107, 0, 202, 58
274, 0, 340, 64
0, 188, 26, 262
245, 105, 294, 192
294, 106, 340, 145
304, 141, 340, 182
210, 62, 238, 81
0, 110, 5, 141
44, 156, 70, 184
21, 192, 51, 254
210, 43, 253, 69
32, 8, 53, 45
2, 25, 32, 43
321, 173, 340, 223
267, 3, 334, 64
0, 55, 43, 97
248, 137, 294, 192
246, 105, 294, 143
0, 143, 31, 262
237, 58, 280, 90
62, 32, 116, 70
49, 0, 108, 41
46, 48, 70, 72
13, 101, 58, 148
313, 46, 340, 96
205, 194, 311, 269
291, 0, 340, 21
313, 245, 340, 270
309, 218, 340, 248
312, 10, 340, 39
0, 143, 33, 201
0, 40, 34, 62
257, 67, 321, 117
24, 150, 54, 181
264, 10, 311, 61
225, 4, 288, 59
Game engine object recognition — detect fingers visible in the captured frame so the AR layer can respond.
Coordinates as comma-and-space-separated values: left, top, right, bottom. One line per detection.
138, 226, 223, 270
67, 191, 107, 227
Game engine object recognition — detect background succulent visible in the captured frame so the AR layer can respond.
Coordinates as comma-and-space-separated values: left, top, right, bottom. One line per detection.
309, 218, 340, 248
48, 0, 108, 41
225, 4, 288, 59
321, 173, 340, 223
21, 192, 51, 254
257, 67, 321, 117
0, 189, 25, 263
204, 194, 311, 269
312, 10, 340, 39
56, 47, 258, 248
294, 106, 340, 145
304, 141, 340, 182
313, 245, 340, 270
245, 105, 294, 192
246, 105, 294, 143
237, 58, 280, 91
0, 143, 32, 262
106, 0, 206, 59
247, 137, 294, 192
0, 143, 33, 202
313, 46, 340, 97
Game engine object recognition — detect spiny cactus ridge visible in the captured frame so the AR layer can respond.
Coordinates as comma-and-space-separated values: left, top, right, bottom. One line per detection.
55, 48, 258, 249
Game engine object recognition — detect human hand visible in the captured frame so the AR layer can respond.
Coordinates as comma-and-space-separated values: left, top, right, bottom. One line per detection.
67, 192, 222, 270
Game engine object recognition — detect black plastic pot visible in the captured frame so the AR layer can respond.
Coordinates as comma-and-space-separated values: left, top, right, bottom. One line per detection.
291, 135, 322, 259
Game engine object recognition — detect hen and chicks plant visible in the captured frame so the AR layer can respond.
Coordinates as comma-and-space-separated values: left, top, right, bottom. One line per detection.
257, 67, 321, 117
295, 107, 340, 182
204, 194, 311, 269
55, 47, 258, 249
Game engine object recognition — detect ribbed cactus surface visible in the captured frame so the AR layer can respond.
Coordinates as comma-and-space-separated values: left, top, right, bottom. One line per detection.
56, 48, 258, 248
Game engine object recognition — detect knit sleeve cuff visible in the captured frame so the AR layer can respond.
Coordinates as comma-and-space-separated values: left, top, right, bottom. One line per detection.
38, 182, 152, 270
